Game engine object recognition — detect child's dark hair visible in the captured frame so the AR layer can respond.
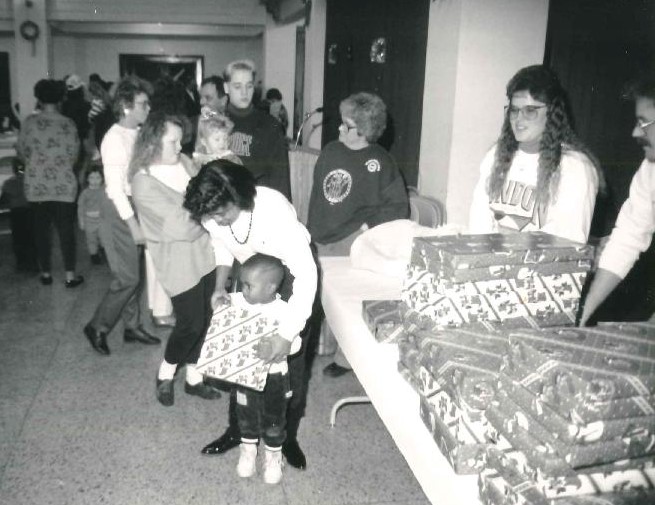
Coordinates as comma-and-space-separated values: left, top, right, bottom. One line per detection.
241, 254, 285, 289
85, 164, 104, 184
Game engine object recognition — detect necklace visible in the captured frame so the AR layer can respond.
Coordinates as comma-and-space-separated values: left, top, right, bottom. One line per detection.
229, 212, 252, 245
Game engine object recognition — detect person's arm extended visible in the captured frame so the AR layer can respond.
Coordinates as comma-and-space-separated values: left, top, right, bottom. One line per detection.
211, 264, 233, 308
578, 268, 622, 326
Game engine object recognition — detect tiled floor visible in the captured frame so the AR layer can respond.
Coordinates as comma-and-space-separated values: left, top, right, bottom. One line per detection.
0, 232, 430, 505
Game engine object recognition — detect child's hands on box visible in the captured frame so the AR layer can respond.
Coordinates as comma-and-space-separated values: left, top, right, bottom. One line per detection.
256, 334, 291, 364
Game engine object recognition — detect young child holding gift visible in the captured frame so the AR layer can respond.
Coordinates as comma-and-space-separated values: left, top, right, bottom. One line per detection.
217, 253, 301, 485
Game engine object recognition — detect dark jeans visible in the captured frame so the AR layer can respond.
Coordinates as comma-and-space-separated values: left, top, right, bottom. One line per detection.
90, 200, 148, 334
31, 201, 77, 272
236, 372, 290, 448
9, 207, 37, 270
166, 269, 216, 365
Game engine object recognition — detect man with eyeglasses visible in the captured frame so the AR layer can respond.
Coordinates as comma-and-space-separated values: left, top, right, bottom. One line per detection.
580, 75, 655, 325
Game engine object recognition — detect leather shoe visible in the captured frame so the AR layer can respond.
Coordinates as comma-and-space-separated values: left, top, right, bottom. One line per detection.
323, 362, 352, 378
282, 439, 307, 470
65, 275, 84, 288
201, 430, 240, 455
156, 378, 174, 406
124, 327, 161, 345
84, 324, 110, 355
184, 381, 222, 400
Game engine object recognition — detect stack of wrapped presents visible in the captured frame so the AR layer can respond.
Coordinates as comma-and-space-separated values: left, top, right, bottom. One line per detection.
360, 232, 655, 504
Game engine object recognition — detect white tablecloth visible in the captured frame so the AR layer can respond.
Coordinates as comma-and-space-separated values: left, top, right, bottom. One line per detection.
319, 257, 480, 505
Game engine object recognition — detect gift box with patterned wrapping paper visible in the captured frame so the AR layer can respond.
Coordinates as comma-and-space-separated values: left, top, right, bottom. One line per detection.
479, 447, 655, 505
361, 300, 405, 343
419, 391, 500, 474
499, 372, 655, 444
506, 327, 655, 407
488, 389, 655, 469
402, 232, 592, 330
196, 303, 275, 391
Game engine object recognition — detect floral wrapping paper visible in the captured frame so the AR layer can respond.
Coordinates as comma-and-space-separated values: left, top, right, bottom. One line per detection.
499, 373, 655, 444
419, 392, 500, 474
402, 232, 592, 330
361, 300, 405, 343
479, 448, 655, 505
506, 329, 655, 411
488, 389, 655, 469
196, 304, 278, 391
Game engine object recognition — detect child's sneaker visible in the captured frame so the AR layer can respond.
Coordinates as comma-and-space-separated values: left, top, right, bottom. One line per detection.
236, 442, 258, 478
263, 446, 283, 484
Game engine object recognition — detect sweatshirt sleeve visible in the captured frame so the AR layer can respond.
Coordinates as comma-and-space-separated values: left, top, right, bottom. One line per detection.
131, 175, 206, 243
366, 154, 409, 227
540, 151, 598, 244
259, 196, 317, 342
468, 147, 498, 233
598, 160, 655, 278
101, 131, 135, 221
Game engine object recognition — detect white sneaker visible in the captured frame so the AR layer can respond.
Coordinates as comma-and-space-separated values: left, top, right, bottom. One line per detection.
236, 443, 258, 478
263, 447, 283, 484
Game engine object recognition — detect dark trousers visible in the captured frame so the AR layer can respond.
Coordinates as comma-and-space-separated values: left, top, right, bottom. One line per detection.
9, 207, 37, 271
90, 200, 147, 334
166, 269, 216, 365
31, 201, 77, 272
236, 372, 290, 448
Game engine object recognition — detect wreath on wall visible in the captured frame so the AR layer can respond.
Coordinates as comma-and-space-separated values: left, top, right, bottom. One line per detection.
20, 20, 40, 42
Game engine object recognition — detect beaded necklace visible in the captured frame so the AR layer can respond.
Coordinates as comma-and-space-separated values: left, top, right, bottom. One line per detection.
229, 212, 253, 245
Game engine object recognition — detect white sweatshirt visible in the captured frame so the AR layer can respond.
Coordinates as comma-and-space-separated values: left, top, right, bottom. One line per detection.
598, 159, 655, 278
469, 145, 598, 244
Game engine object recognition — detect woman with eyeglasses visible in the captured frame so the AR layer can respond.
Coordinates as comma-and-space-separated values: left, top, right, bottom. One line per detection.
469, 65, 604, 244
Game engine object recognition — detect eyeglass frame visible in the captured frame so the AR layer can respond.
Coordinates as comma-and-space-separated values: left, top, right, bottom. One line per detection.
339, 121, 357, 132
636, 118, 655, 132
504, 104, 547, 121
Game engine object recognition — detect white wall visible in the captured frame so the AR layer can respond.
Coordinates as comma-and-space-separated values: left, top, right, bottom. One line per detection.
419, 0, 549, 227
263, 18, 301, 138
51, 35, 263, 84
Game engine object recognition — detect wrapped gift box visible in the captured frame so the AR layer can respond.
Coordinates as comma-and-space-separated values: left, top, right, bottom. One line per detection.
499, 373, 655, 444
412, 232, 594, 271
403, 268, 586, 329
196, 303, 277, 391
397, 360, 422, 395
402, 232, 592, 330
419, 391, 496, 474
504, 356, 655, 427
361, 300, 405, 343
507, 329, 655, 405
480, 448, 655, 505
489, 389, 655, 469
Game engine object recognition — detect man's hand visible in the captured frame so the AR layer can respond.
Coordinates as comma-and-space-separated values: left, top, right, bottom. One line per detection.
211, 288, 231, 310
257, 335, 292, 364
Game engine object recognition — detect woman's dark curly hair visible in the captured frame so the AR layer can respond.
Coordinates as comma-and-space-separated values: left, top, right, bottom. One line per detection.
489, 65, 603, 214
128, 112, 184, 180
183, 159, 257, 222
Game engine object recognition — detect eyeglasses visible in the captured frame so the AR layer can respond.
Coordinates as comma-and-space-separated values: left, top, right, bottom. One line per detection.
339, 122, 357, 132
134, 99, 150, 109
505, 105, 546, 121
636, 118, 655, 132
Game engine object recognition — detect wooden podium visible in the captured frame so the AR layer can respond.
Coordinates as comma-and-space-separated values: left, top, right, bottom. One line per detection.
288, 145, 320, 225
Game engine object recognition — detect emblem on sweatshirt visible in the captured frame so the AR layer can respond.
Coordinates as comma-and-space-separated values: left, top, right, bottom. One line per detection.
365, 159, 381, 172
323, 169, 352, 204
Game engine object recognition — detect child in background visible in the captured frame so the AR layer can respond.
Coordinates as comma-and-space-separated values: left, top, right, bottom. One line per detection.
77, 165, 106, 264
0, 158, 37, 272
193, 112, 241, 169
225, 254, 300, 485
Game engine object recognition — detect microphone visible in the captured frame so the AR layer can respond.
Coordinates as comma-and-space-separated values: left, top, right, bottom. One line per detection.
295, 106, 323, 148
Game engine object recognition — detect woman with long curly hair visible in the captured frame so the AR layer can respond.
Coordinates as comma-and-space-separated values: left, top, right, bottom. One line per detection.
469, 65, 603, 244
129, 111, 222, 406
